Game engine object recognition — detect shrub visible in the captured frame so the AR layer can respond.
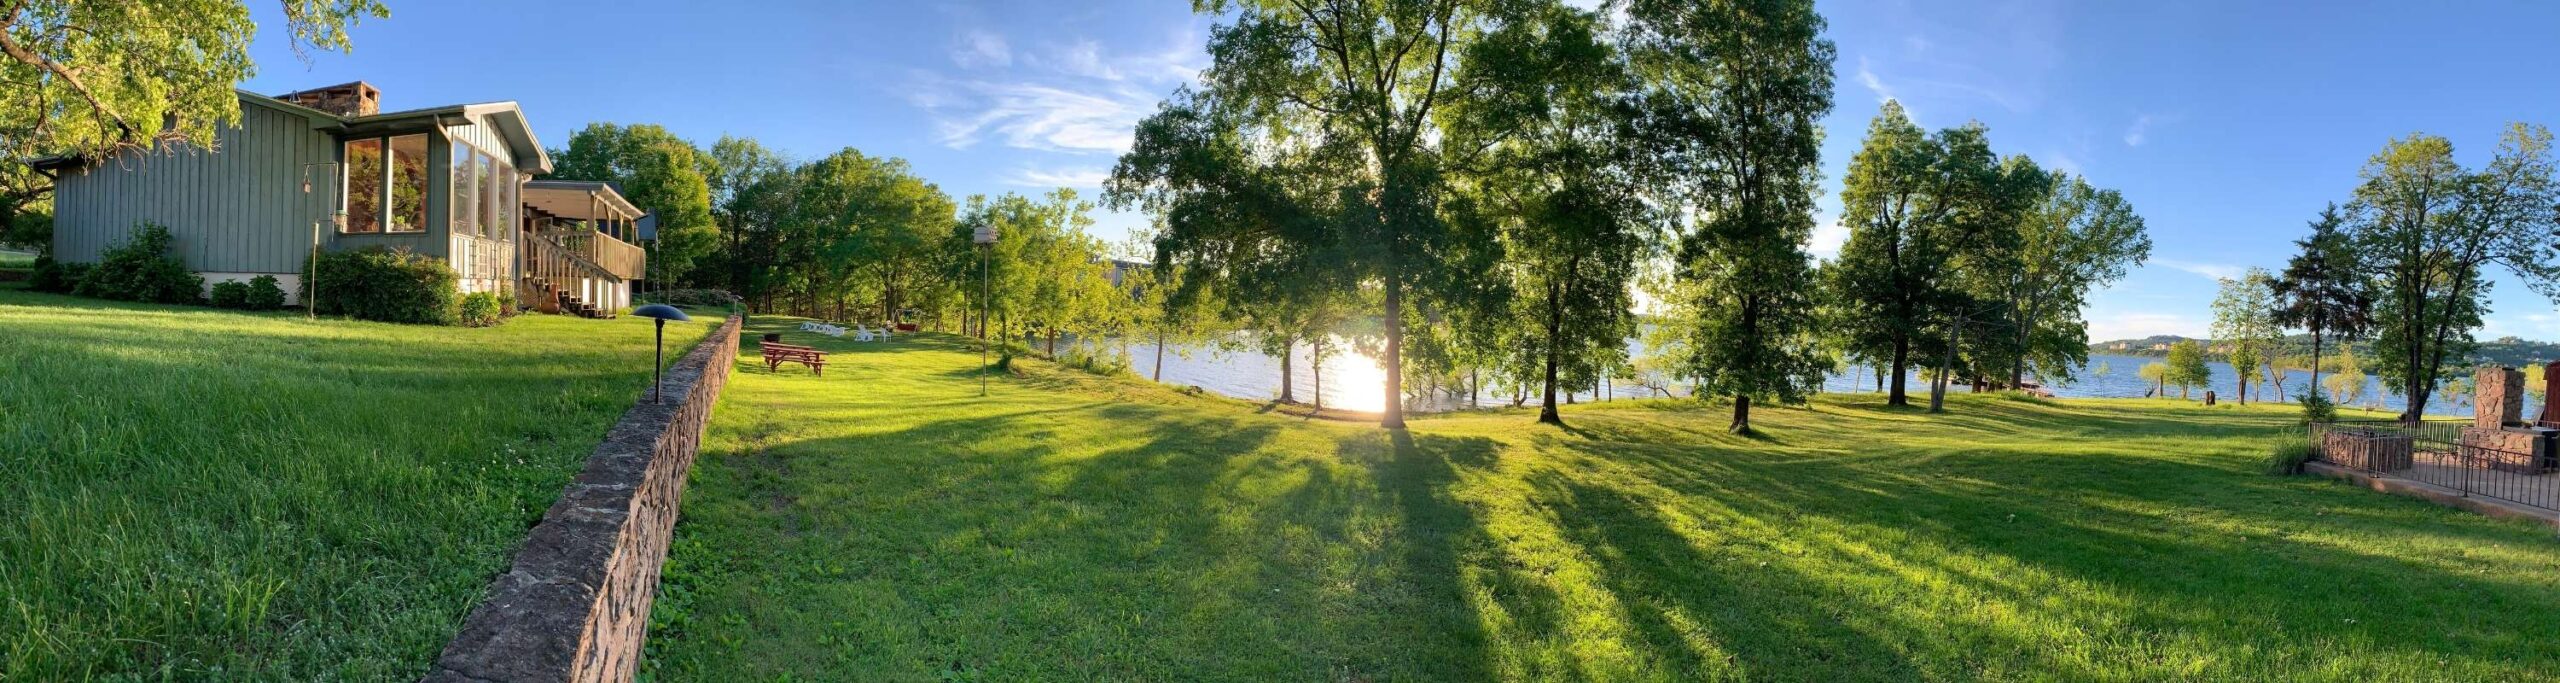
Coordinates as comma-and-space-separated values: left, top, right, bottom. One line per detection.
209, 280, 251, 309
2265, 436, 2318, 475
245, 275, 287, 310
459, 291, 508, 328
27, 255, 87, 293
304, 247, 459, 325
73, 223, 203, 304
2297, 389, 2337, 424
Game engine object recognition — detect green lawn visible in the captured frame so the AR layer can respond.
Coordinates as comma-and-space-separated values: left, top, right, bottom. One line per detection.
0, 289, 717, 679
0, 249, 33, 272
646, 317, 2560, 682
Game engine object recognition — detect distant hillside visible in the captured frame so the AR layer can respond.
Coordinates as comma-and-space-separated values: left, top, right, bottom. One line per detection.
2090, 334, 2560, 367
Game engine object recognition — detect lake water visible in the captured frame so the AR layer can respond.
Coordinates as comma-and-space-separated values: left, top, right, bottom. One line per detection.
1108, 337, 2530, 419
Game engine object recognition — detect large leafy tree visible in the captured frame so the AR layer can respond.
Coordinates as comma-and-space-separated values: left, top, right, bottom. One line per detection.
0, 0, 385, 164
1156, 0, 1545, 428
786, 148, 955, 322
1625, 0, 1835, 434
1825, 101, 1945, 406
2346, 125, 2560, 422
2271, 203, 2373, 402
1925, 148, 2042, 413
0, 1, 386, 249
550, 123, 720, 283
703, 135, 797, 306
1994, 173, 2150, 388
1443, 2, 1653, 425
2210, 268, 2281, 404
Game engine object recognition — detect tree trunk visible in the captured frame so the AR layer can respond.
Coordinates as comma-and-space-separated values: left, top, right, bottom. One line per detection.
1929, 319, 1961, 414
2309, 331, 2323, 402
1312, 339, 1324, 411
1888, 338, 1910, 406
1153, 328, 1166, 381
1278, 340, 1295, 403
1731, 395, 1751, 435
1539, 279, 1562, 425
1382, 279, 1406, 428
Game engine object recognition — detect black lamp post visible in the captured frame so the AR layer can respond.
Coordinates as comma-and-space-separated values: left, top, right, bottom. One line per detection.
632, 304, 694, 404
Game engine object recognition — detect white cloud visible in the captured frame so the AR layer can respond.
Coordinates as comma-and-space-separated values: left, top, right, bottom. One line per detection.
952, 29, 1010, 69
1808, 217, 1850, 260
1005, 165, 1112, 189
2154, 259, 2244, 282
1856, 56, 1896, 106
912, 29, 1206, 155
2123, 114, 2154, 147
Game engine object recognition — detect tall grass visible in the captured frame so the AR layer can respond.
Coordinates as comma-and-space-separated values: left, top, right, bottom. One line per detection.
0, 288, 716, 678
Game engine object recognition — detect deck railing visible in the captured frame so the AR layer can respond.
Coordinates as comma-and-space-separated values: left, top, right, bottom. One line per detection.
543, 228, 646, 280
521, 231, 613, 314
2309, 418, 2559, 511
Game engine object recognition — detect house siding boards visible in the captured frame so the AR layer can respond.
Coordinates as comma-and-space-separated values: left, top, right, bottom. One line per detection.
51, 103, 335, 274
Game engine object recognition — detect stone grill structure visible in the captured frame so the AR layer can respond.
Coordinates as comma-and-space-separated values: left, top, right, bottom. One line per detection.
2457, 365, 2555, 473
423, 317, 740, 683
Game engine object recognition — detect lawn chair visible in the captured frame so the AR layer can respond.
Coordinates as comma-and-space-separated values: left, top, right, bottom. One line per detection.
851, 325, 875, 342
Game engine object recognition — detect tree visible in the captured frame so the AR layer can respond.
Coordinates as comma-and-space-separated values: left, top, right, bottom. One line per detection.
2347, 125, 2560, 422
2166, 339, 2211, 400
0, 1, 385, 166
2210, 268, 2280, 404
1625, 0, 1837, 434
1828, 102, 1996, 408
2272, 203, 2373, 402
1995, 173, 2150, 388
2327, 347, 2369, 408
704, 136, 797, 306
1444, 2, 1653, 426
2138, 361, 2168, 398
1925, 143, 2044, 414
550, 123, 720, 283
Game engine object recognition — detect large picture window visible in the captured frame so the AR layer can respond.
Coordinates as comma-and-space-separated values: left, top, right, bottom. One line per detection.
477, 151, 498, 237
452, 141, 481, 237
387, 134, 428, 233
343, 139, 383, 234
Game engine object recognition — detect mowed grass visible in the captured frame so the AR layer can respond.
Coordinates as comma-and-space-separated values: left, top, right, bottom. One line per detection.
0, 289, 717, 679
644, 318, 2560, 682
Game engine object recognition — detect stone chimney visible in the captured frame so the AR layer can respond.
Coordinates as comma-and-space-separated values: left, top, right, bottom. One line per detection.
278, 81, 380, 117
2475, 365, 2522, 430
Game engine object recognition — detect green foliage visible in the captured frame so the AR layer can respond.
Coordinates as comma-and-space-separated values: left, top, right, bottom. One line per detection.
637, 288, 741, 310
783, 147, 956, 323
2137, 361, 2170, 397
549, 123, 719, 282
73, 222, 202, 304
0, 1, 383, 169
304, 247, 459, 325
2327, 348, 2370, 407
1989, 173, 2149, 387
2210, 268, 2280, 403
2347, 125, 2559, 419
458, 291, 508, 328
2297, 389, 2338, 424
2165, 340, 2212, 400
245, 275, 286, 310
209, 280, 250, 309
26, 254, 86, 293
2265, 437, 2319, 475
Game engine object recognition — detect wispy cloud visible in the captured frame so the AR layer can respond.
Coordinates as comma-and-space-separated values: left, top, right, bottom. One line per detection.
952, 29, 1010, 69
1005, 165, 1111, 189
2154, 259, 2244, 282
2123, 114, 2154, 147
913, 28, 1206, 155
1855, 56, 1896, 105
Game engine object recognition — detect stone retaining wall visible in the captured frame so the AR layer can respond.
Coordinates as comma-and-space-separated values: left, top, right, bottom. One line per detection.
2321, 429, 2414, 472
424, 316, 740, 683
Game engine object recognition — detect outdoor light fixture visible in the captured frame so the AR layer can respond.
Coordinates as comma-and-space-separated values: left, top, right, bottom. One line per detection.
973, 225, 999, 397
632, 304, 695, 404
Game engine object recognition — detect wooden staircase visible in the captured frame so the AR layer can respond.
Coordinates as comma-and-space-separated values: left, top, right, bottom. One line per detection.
521, 231, 621, 319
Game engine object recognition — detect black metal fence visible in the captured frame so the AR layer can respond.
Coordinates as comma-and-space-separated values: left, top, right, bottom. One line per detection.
2308, 418, 2560, 512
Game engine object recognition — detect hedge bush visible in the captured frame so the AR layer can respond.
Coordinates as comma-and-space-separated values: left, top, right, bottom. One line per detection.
459, 291, 508, 328
27, 255, 86, 293
209, 280, 251, 309
636, 288, 740, 309
246, 275, 287, 309
73, 223, 202, 304
305, 247, 458, 325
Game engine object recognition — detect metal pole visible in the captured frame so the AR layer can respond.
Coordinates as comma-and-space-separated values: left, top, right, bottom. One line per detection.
653, 318, 667, 404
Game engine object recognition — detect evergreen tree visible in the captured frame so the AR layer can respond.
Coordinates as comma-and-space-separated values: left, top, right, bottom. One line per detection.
2271, 203, 2373, 402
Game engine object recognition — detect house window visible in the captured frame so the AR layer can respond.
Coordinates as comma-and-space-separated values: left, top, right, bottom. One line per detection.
387, 134, 428, 233
452, 141, 480, 236
478, 151, 499, 237
343, 139, 383, 234
495, 164, 518, 240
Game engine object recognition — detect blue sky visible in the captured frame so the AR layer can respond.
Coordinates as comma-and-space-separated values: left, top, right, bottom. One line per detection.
238, 0, 2560, 341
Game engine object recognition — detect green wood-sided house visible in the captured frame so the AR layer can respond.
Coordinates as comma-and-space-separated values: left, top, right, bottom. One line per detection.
35, 82, 649, 316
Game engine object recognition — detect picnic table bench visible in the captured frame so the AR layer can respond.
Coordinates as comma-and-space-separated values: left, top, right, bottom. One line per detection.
761, 342, 828, 375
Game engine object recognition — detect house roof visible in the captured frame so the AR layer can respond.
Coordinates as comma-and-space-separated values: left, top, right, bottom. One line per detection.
31, 89, 556, 174
523, 180, 644, 221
